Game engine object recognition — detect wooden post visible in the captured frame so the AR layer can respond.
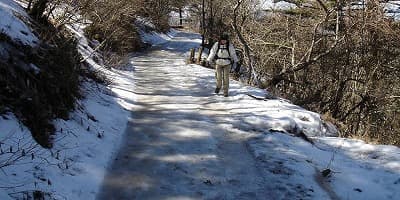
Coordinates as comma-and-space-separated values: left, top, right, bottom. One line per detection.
197, 47, 203, 64
179, 8, 183, 26
187, 48, 195, 64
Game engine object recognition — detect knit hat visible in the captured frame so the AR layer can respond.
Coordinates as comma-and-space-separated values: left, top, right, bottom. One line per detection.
220, 33, 229, 40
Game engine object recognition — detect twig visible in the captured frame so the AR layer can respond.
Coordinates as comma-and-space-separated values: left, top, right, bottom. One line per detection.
79, 39, 108, 63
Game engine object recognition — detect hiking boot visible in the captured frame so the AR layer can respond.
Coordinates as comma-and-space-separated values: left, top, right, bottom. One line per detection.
224, 93, 228, 97
215, 88, 220, 94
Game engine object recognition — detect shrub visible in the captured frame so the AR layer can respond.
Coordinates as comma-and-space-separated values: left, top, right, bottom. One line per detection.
0, 24, 80, 148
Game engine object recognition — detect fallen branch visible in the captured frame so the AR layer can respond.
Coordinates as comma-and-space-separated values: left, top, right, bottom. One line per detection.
79, 39, 108, 63
247, 94, 268, 101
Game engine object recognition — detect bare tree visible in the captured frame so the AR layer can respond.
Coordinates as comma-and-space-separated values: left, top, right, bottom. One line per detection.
232, 0, 257, 84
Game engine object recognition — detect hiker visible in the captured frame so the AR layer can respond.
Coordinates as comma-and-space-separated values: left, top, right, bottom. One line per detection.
207, 33, 238, 97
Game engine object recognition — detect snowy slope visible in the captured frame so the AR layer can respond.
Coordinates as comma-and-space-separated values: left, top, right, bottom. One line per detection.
384, 1, 400, 21
259, 0, 297, 10
248, 133, 400, 199
0, 0, 38, 46
0, 80, 134, 199
136, 18, 179, 46
0, 2, 133, 199
0, 16, 137, 197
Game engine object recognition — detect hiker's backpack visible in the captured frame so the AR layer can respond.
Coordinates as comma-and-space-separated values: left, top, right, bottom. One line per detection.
215, 41, 232, 62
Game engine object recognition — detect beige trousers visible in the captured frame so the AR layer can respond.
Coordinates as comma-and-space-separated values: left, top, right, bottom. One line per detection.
216, 64, 230, 95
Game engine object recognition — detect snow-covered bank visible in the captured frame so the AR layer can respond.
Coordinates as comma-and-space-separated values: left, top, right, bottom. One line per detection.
0, 0, 38, 46
258, 0, 297, 11
136, 17, 179, 46
139, 28, 178, 46
1, 2, 154, 199
0, 80, 131, 199
0, 8, 137, 198
385, 1, 400, 21
248, 133, 400, 199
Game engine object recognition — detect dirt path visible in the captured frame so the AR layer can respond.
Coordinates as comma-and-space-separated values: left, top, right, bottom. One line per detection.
96, 32, 272, 200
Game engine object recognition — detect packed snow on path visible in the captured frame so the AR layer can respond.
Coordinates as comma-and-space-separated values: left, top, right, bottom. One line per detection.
98, 31, 399, 199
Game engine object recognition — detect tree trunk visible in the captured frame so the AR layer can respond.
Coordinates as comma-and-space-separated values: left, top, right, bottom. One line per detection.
208, 0, 214, 35
179, 8, 183, 26
197, 47, 203, 64
27, 0, 33, 10
30, 0, 49, 20
232, 0, 257, 85
201, 0, 205, 46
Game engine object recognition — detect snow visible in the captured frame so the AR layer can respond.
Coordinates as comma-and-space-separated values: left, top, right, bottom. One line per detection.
0, 3, 136, 199
169, 8, 191, 26
139, 29, 178, 46
138, 19, 179, 46
0, 189, 13, 200
256, 0, 400, 22
337, 1, 400, 21
0, 1, 399, 199
0, 0, 38, 46
29, 63, 40, 74
0, 77, 133, 199
98, 31, 399, 199
249, 133, 400, 199
259, 0, 297, 11
384, 1, 400, 21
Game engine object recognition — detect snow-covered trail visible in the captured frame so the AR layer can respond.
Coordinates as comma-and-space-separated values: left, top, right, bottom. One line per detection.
1, 1, 399, 199
97, 32, 272, 199
95, 31, 400, 200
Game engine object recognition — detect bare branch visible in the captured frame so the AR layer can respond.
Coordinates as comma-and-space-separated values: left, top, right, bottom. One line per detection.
232, 0, 259, 83
315, 0, 329, 14
252, 39, 293, 50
